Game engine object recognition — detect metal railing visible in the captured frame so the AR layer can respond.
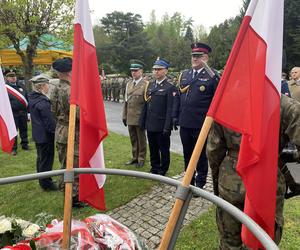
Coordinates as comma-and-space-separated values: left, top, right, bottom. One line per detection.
0, 168, 279, 249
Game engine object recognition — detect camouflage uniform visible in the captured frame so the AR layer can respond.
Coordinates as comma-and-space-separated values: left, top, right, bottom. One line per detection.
50, 79, 80, 198
207, 95, 300, 249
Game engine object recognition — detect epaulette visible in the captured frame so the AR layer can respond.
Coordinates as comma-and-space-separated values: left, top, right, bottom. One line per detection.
144, 80, 151, 102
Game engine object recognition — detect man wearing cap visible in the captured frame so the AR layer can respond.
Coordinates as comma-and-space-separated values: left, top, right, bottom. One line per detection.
28, 75, 57, 191
122, 59, 148, 167
50, 57, 84, 207
4, 69, 29, 155
172, 42, 220, 188
140, 58, 177, 175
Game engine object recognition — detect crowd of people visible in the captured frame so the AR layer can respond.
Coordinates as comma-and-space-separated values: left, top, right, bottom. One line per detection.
3, 41, 300, 248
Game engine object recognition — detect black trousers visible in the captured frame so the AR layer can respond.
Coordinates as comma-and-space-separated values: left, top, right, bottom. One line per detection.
36, 141, 55, 189
147, 131, 170, 175
180, 127, 208, 187
13, 112, 28, 150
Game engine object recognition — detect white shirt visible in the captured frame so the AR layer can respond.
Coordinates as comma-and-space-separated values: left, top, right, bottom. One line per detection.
133, 77, 143, 86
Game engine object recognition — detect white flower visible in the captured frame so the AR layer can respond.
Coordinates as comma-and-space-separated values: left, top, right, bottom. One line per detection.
15, 219, 30, 229
0, 218, 12, 234
22, 224, 40, 238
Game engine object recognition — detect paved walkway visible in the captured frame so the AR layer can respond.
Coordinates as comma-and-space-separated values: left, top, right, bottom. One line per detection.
104, 101, 214, 248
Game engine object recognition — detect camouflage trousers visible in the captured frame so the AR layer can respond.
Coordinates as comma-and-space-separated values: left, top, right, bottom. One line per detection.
216, 156, 286, 250
56, 143, 79, 198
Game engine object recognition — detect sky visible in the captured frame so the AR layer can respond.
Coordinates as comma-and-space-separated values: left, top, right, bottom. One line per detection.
89, 0, 243, 31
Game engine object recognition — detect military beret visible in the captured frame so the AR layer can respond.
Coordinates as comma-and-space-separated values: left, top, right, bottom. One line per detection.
191, 42, 212, 55
129, 59, 145, 70
4, 69, 16, 77
52, 57, 72, 73
29, 74, 50, 84
153, 57, 170, 69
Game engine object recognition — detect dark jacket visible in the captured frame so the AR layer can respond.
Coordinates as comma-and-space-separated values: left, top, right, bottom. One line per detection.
28, 91, 56, 144
173, 68, 219, 129
6, 81, 28, 113
142, 79, 176, 132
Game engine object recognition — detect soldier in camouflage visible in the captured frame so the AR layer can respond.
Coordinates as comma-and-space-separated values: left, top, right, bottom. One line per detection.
50, 57, 83, 208
207, 94, 300, 249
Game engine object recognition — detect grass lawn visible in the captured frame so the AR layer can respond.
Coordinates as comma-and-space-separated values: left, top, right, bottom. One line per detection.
176, 197, 300, 249
0, 128, 184, 221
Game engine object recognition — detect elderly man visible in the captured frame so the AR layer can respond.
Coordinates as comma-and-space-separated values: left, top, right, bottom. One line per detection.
122, 59, 148, 167
28, 74, 57, 191
4, 69, 29, 155
288, 66, 300, 102
172, 42, 220, 188
140, 58, 176, 176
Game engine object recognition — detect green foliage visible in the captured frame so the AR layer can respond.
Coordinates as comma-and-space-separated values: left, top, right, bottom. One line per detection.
0, 0, 74, 82
284, 0, 300, 70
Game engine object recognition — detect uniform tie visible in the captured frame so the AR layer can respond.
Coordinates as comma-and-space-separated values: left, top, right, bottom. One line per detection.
193, 70, 198, 79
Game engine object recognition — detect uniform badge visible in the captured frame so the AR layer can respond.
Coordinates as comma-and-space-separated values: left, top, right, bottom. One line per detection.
199, 85, 206, 92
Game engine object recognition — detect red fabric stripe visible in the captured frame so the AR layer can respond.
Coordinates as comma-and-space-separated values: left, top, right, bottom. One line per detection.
6, 86, 28, 108
71, 23, 107, 211
0, 116, 15, 153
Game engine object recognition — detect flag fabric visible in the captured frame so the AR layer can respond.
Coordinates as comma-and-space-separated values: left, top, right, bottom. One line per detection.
207, 0, 283, 248
70, 0, 108, 210
0, 67, 17, 153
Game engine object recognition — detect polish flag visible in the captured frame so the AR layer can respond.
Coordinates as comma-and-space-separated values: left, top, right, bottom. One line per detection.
0, 67, 17, 153
70, 0, 108, 210
207, 0, 283, 248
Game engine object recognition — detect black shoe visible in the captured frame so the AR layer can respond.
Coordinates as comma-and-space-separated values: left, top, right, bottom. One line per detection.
125, 159, 138, 165
22, 145, 29, 150
136, 162, 144, 167
43, 183, 58, 191
12, 150, 17, 156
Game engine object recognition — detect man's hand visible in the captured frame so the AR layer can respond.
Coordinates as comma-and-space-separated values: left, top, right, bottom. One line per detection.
122, 119, 127, 127
172, 118, 179, 131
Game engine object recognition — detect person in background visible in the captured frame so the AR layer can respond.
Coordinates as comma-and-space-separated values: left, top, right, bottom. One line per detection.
122, 59, 148, 167
172, 42, 220, 188
4, 69, 29, 155
288, 67, 300, 102
281, 72, 290, 97
140, 58, 176, 176
28, 74, 57, 191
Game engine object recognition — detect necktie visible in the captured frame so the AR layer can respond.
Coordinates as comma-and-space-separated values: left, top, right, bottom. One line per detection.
193, 71, 198, 79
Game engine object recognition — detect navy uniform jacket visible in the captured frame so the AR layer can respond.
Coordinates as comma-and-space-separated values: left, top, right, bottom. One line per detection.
28, 91, 56, 144
142, 79, 176, 132
173, 68, 219, 128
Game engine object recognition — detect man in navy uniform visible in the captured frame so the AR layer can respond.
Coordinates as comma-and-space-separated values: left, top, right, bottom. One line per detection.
4, 69, 29, 155
173, 43, 220, 188
140, 58, 177, 176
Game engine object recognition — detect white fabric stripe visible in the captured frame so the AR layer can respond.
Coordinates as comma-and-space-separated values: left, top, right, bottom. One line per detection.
89, 142, 106, 188
6, 84, 28, 107
249, 0, 283, 94
0, 67, 17, 140
74, 0, 95, 46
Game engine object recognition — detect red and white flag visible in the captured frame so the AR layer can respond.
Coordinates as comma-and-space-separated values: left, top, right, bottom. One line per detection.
70, 0, 108, 210
0, 67, 17, 153
208, 0, 283, 248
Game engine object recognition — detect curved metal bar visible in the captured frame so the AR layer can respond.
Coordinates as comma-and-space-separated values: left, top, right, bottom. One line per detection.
0, 168, 278, 249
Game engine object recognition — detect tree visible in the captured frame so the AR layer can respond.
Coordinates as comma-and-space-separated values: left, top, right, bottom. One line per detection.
284, 0, 300, 70
98, 11, 154, 73
0, 0, 74, 85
